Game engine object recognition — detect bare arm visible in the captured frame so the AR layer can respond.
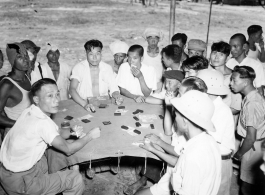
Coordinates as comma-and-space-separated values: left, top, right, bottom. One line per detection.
138, 76, 152, 97
145, 96, 163, 105
69, 79, 87, 107
164, 105, 173, 136
119, 87, 137, 100
259, 40, 265, 63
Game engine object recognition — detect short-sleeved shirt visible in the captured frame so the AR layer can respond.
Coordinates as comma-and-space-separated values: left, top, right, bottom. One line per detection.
171, 132, 221, 195
30, 62, 55, 85
116, 62, 157, 96
70, 60, 119, 99
237, 90, 265, 139
0, 105, 59, 172
226, 57, 265, 88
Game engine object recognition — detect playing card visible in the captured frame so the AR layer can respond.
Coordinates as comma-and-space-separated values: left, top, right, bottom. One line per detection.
77, 114, 93, 122
159, 115, 164, 119
118, 106, 125, 109
133, 116, 139, 121
99, 104, 107, 108
150, 124, 155, 129
81, 119, 90, 123
64, 115, 73, 120
103, 121, 111, 125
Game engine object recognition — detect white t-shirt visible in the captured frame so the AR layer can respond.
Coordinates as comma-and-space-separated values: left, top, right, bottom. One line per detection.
248, 43, 261, 61
209, 97, 235, 155
226, 57, 265, 88
172, 132, 221, 195
116, 62, 157, 96
70, 60, 119, 99
30, 62, 55, 85
0, 105, 59, 172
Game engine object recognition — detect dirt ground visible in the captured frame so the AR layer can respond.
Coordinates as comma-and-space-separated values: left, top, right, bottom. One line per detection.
0, 0, 265, 194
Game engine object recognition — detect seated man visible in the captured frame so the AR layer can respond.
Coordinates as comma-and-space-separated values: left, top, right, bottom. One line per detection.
0, 78, 101, 194
70, 39, 123, 111
0, 43, 31, 140
187, 39, 207, 58
108, 40, 129, 76
117, 45, 157, 103
171, 33, 188, 64
181, 55, 209, 77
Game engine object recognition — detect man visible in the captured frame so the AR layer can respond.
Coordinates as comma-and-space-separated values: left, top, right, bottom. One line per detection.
117, 45, 157, 103
226, 33, 265, 97
247, 25, 265, 63
21, 40, 54, 85
44, 43, 72, 100
108, 40, 129, 76
70, 39, 123, 111
136, 90, 221, 195
0, 78, 101, 194
142, 28, 164, 92
0, 43, 31, 133
197, 69, 235, 195
187, 39, 207, 58
171, 33, 188, 64
181, 55, 209, 77
231, 66, 265, 195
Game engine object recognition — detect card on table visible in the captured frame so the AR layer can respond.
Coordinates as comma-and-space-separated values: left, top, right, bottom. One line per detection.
99, 104, 108, 108
64, 115, 73, 120
81, 119, 90, 123
159, 115, 164, 119
118, 106, 125, 109
103, 121, 111, 125
133, 116, 139, 121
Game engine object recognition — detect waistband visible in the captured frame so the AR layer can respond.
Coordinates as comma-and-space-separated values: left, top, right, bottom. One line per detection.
221, 153, 232, 160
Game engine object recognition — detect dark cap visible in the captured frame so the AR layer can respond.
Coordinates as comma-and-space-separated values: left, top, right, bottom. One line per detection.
163, 70, 185, 82
21, 40, 41, 53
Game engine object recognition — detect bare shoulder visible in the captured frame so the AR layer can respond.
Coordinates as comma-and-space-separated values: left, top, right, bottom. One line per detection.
0, 78, 14, 95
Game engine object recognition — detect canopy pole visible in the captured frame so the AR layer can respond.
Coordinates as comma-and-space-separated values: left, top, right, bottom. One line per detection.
206, 0, 213, 54
169, 0, 176, 44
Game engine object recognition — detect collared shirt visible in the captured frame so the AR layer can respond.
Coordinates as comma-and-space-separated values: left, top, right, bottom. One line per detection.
226, 57, 265, 88
30, 62, 55, 85
209, 97, 235, 155
237, 90, 265, 139
0, 105, 59, 172
171, 132, 221, 195
70, 60, 119, 99
116, 62, 157, 96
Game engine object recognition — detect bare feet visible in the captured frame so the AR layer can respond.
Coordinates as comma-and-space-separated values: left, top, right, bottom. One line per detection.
124, 176, 148, 195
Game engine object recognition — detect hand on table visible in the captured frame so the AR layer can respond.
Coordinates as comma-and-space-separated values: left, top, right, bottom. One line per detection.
112, 92, 124, 105
139, 141, 156, 152
134, 96, 145, 103
131, 66, 143, 79
84, 103, 96, 113
144, 133, 161, 145
70, 125, 86, 138
88, 127, 101, 139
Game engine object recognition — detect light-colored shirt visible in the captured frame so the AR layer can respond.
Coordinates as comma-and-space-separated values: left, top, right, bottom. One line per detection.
237, 90, 265, 139
30, 62, 55, 85
117, 62, 157, 96
226, 57, 265, 88
171, 132, 221, 195
209, 96, 235, 155
247, 43, 261, 61
0, 105, 59, 172
70, 60, 119, 99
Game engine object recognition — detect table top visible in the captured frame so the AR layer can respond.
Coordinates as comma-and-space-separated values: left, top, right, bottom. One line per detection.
51, 97, 170, 167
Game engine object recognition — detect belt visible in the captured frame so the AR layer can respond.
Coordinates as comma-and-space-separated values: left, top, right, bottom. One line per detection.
221, 153, 232, 160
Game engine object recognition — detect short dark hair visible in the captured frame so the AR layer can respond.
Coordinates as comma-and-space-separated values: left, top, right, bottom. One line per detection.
0, 50, 3, 60
247, 25, 262, 36
181, 76, 208, 93
232, 65, 256, 81
230, 33, 247, 44
161, 45, 182, 63
181, 56, 209, 71
31, 78, 57, 96
171, 33, 188, 45
211, 41, 231, 56
128, 45, 144, 57
84, 40, 103, 52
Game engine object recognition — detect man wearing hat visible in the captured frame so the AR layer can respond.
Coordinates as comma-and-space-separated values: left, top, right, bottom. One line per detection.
21, 40, 54, 85
108, 40, 129, 77
187, 39, 207, 58
0, 43, 31, 142
136, 90, 221, 195
197, 69, 235, 195
142, 28, 165, 93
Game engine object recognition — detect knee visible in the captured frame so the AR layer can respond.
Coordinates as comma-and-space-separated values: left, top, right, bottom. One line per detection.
70, 171, 85, 191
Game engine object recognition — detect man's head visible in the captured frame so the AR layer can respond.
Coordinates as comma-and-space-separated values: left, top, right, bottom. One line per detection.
187, 39, 206, 58
21, 40, 40, 69
229, 33, 248, 59
161, 45, 182, 68
170, 90, 215, 134
163, 70, 184, 93
46, 43, 60, 63
171, 33, 188, 51
127, 45, 144, 67
0, 50, 3, 69
181, 56, 209, 77
143, 28, 163, 49
178, 76, 208, 97
109, 40, 129, 66
84, 40, 103, 66
6, 43, 30, 72
230, 65, 255, 93
210, 41, 231, 67
31, 78, 60, 116
247, 25, 263, 43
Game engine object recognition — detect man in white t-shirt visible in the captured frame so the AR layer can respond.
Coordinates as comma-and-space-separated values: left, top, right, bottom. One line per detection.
0, 78, 101, 194
227, 33, 265, 97
117, 45, 157, 103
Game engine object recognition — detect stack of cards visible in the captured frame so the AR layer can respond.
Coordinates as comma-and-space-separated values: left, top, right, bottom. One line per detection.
121, 125, 142, 136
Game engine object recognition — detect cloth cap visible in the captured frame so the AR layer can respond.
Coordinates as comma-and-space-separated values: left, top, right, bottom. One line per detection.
163, 70, 185, 82
6, 43, 28, 67
197, 69, 229, 95
46, 43, 59, 54
109, 41, 129, 55
143, 28, 164, 41
21, 40, 41, 53
170, 90, 215, 132
188, 39, 206, 51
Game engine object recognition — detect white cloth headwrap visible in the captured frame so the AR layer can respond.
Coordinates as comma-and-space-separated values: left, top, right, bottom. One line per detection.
109, 40, 129, 56
143, 28, 164, 41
